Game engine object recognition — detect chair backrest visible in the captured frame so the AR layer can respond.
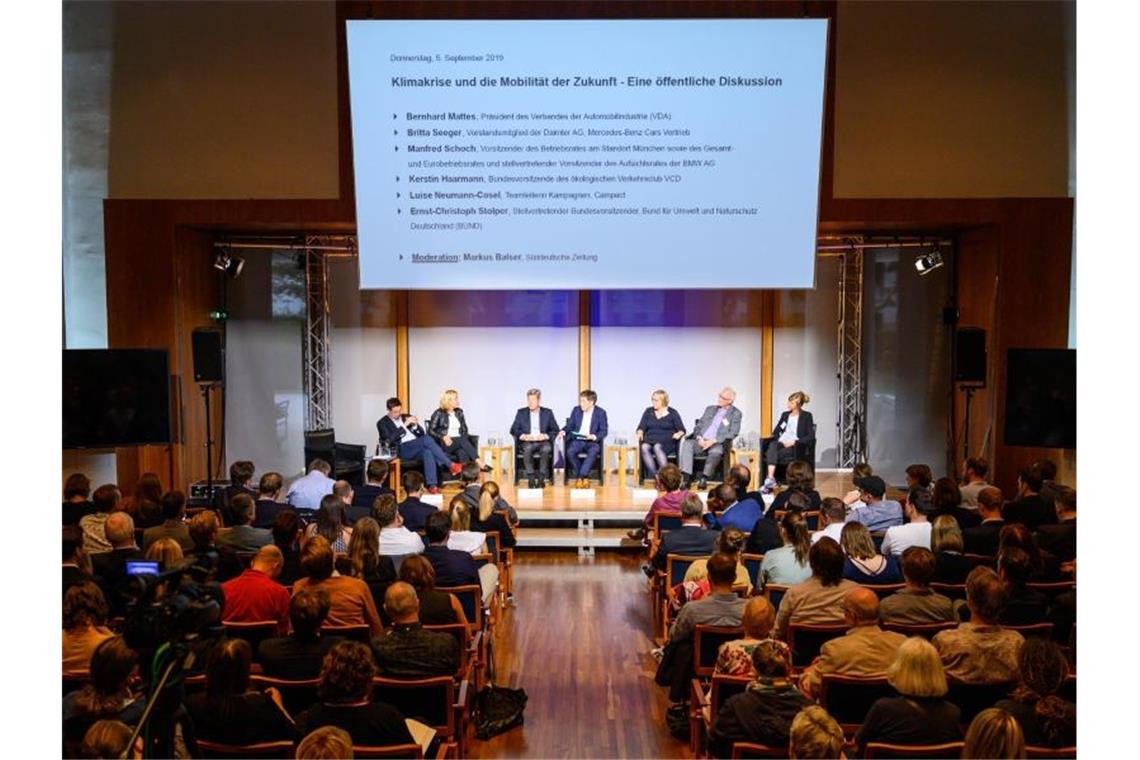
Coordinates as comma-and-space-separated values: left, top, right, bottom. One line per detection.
860, 583, 905, 599
1060, 673, 1076, 704
438, 585, 484, 633
424, 622, 471, 676
802, 511, 820, 531
249, 675, 321, 715
196, 740, 295, 759
963, 553, 997, 568
320, 624, 371, 643
484, 531, 501, 560
472, 552, 494, 570
1025, 746, 1078, 759
222, 620, 278, 651
1025, 580, 1077, 600
786, 623, 849, 668
762, 584, 789, 612
818, 674, 894, 729
371, 676, 457, 738
304, 429, 336, 462
353, 744, 425, 759
731, 741, 788, 759
929, 582, 967, 600
708, 675, 753, 718
864, 742, 965, 759
1001, 622, 1054, 639
665, 554, 705, 589
654, 512, 684, 540
693, 625, 744, 678
740, 553, 764, 587
945, 679, 1016, 723
881, 621, 958, 639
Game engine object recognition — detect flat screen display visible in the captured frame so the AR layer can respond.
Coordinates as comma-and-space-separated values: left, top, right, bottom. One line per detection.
63, 349, 173, 448
1004, 348, 1076, 449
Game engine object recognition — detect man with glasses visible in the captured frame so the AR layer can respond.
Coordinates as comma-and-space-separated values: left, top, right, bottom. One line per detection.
679, 388, 742, 489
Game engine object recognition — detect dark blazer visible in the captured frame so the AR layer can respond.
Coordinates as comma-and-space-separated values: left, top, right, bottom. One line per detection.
63, 500, 95, 526
377, 414, 426, 448
1035, 519, 1076, 562
423, 544, 479, 587
962, 518, 1005, 556
253, 499, 290, 529
350, 483, 394, 520
1000, 585, 1051, 626
256, 635, 342, 680
92, 547, 145, 617
708, 685, 813, 760
399, 497, 438, 532
563, 406, 608, 440
939, 505, 983, 530
1002, 495, 1057, 531
653, 525, 720, 570
770, 410, 816, 446
509, 406, 560, 440
746, 516, 783, 555
428, 407, 469, 441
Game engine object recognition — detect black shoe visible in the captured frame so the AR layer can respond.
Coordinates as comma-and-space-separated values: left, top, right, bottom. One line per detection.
529, 477, 539, 489
697, 476, 708, 490
481, 464, 493, 473
641, 563, 656, 578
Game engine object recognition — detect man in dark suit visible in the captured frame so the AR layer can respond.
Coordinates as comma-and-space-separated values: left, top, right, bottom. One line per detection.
559, 389, 608, 488
1002, 466, 1057, 531
351, 459, 395, 522
254, 471, 290, 529
962, 486, 1006, 556
421, 511, 479, 588
377, 397, 453, 494
397, 471, 437, 532
1035, 485, 1076, 562
257, 587, 343, 680
510, 388, 561, 488
651, 493, 720, 571
213, 459, 257, 517
91, 511, 144, 617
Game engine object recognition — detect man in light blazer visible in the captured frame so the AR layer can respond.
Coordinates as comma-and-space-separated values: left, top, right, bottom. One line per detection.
679, 387, 742, 489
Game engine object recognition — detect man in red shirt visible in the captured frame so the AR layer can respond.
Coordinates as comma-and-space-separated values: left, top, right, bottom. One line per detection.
221, 544, 291, 635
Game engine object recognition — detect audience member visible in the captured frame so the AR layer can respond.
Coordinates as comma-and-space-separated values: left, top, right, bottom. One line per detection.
711, 483, 765, 534
994, 638, 1076, 748
1003, 466, 1057, 531
254, 471, 289, 529
904, 464, 934, 492
371, 581, 459, 678
731, 463, 765, 505
1035, 485, 1076, 563
845, 475, 904, 532
456, 462, 485, 510
352, 459, 395, 513
840, 522, 902, 584
123, 473, 164, 529
470, 487, 518, 552
397, 471, 437, 532
447, 496, 490, 554
962, 486, 1007, 556
714, 597, 788, 677
932, 567, 1024, 684
930, 514, 971, 584
293, 535, 384, 637
934, 476, 981, 530
186, 509, 242, 582
841, 463, 874, 508
63, 473, 95, 526
422, 510, 482, 593
295, 725, 354, 760
272, 509, 305, 586
651, 493, 720, 572
305, 494, 353, 553
1000, 523, 1062, 581
773, 538, 857, 639
398, 554, 468, 626
962, 708, 1025, 759
288, 459, 336, 509
184, 638, 299, 745
766, 461, 822, 515
811, 497, 847, 545
214, 460, 257, 515
80, 484, 122, 555
480, 479, 519, 526
62, 637, 144, 753
375, 494, 425, 558
142, 490, 194, 553
997, 547, 1050, 626
879, 547, 956, 624
216, 493, 273, 552
708, 641, 812, 758
64, 525, 93, 596
63, 582, 114, 676
959, 457, 990, 507
634, 464, 687, 540
295, 641, 416, 746
222, 545, 291, 635
91, 511, 142, 617
332, 479, 356, 524
800, 587, 906, 698
80, 719, 137, 760
683, 527, 753, 594
788, 705, 845, 760
855, 637, 962, 752
257, 588, 340, 680
144, 537, 183, 568
345, 517, 396, 614
758, 511, 813, 586
745, 485, 784, 554
881, 486, 935, 557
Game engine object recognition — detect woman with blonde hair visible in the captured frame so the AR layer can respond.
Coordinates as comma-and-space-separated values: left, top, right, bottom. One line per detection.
447, 495, 490, 554
471, 485, 517, 548
763, 390, 815, 493
427, 388, 485, 468
635, 389, 686, 481
855, 637, 963, 752
962, 708, 1026, 759
344, 517, 396, 614
144, 537, 184, 568
683, 527, 754, 595
296, 725, 354, 759
840, 521, 902, 584
931, 514, 971, 583
788, 705, 845, 759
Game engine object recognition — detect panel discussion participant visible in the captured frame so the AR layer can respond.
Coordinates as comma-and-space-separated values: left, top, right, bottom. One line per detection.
763, 391, 815, 492
559, 389, 608, 488
376, 397, 452, 494
509, 388, 560, 489
680, 388, 742, 490
428, 389, 488, 470
635, 389, 687, 482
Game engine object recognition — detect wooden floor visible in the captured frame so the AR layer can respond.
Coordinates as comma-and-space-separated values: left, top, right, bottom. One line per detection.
468, 551, 690, 759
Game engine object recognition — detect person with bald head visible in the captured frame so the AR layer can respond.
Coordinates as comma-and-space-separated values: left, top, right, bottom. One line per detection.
221, 544, 291, 635
370, 581, 458, 678
90, 510, 143, 617
799, 587, 907, 698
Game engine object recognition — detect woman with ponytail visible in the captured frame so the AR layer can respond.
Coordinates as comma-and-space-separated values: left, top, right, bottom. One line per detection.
469, 483, 517, 548
995, 638, 1076, 748
758, 511, 813, 586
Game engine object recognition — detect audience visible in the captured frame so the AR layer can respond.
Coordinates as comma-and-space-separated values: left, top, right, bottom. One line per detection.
305, 494, 353, 553
222, 544, 291, 635
962, 708, 1025, 759
293, 535, 384, 637
62, 637, 144, 753
1003, 466, 1056, 531
997, 547, 1050, 626
332, 479, 356, 524
456, 462, 485, 511
959, 457, 990, 508
91, 511, 142, 616
63, 525, 93, 596
62, 582, 114, 676
422, 510, 482, 595
766, 461, 822, 515
257, 588, 340, 680
788, 705, 845, 760
1034, 485, 1076, 563
994, 638, 1076, 748
397, 471, 437, 532
352, 459, 395, 514
932, 567, 1024, 684
254, 471, 290, 529
272, 510, 305, 586
652, 493, 720, 572
398, 554, 468, 626
758, 511, 813, 586
63, 473, 95, 527
708, 641, 812, 758
904, 464, 934, 493
963, 486, 1007, 556
123, 473, 164, 529
216, 493, 273, 552
80, 719, 138, 760
841, 463, 873, 508
472, 483, 519, 546
144, 537, 184, 568
346, 517, 397, 609
934, 476, 981, 530
879, 547, 956, 625
930, 515, 971, 584
448, 496, 490, 554
288, 459, 336, 510
840, 521, 901, 584
683, 527, 753, 594
184, 638, 299, 745
371, 581, 459, 678
186, 509, 241, 582
811, 497, 847, 545
713, 597, 787, 677
881, 486, 935, 557
142, 490, 193, 553
295, 641, 416, 746
80, 484, 122, 555
745, 485, 784, 554
375, 494, 425, 558
774, 538, 857, 639
295, 725, 354, 760
1000, 523, 1062, 582
845, 475, 904, 532
855, 637, 962, 752
800, 587, 906, 698
711, 483, 764, 534
214, 460, 257, 515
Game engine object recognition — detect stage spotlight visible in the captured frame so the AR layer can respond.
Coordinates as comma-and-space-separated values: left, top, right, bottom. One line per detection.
213, 248, 245, 279
914, 249, 944, 276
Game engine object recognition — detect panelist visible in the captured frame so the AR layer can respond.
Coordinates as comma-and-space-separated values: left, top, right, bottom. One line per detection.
763, 391, 815, 492
428, 389, 487, 470
559, 389, 608, 488
509, 388, 560, 489
635, 389, 686, 481
376, 397, 453, 494
680, 387, 743, 489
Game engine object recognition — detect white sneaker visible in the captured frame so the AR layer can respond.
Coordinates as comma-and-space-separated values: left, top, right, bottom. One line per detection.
761, 476, 777, 494
650, 647, 665, 662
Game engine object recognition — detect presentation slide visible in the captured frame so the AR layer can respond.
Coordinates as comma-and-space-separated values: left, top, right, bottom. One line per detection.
347, 19, 828, 290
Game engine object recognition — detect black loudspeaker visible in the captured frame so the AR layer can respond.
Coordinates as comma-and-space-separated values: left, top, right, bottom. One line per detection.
954, 327, 986, 385
191, 328, 224, 383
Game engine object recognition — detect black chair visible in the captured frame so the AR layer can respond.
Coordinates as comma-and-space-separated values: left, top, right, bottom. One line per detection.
741, 553, 764, 588
945, 680, 1016, 723
513, 435, 553, 485
250, 675, 319, 716
196, 740, 294, 759
786, 623, 849, 668
693, 625, 745, 678
222, 620, 278, 652
818, 674, 895, 732
304, 428, 366, 486
760, 423, 816, 483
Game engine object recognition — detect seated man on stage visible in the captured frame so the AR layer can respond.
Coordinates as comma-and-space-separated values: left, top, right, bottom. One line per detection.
558, 389, 608, 488
680, 387, 742, 490
509, 388, 560, 489
428, 389, 489, 471
376, 397, 454, 495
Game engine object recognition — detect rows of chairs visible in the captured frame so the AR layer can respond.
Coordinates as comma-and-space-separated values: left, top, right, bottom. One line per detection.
197, 738, 454, 759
